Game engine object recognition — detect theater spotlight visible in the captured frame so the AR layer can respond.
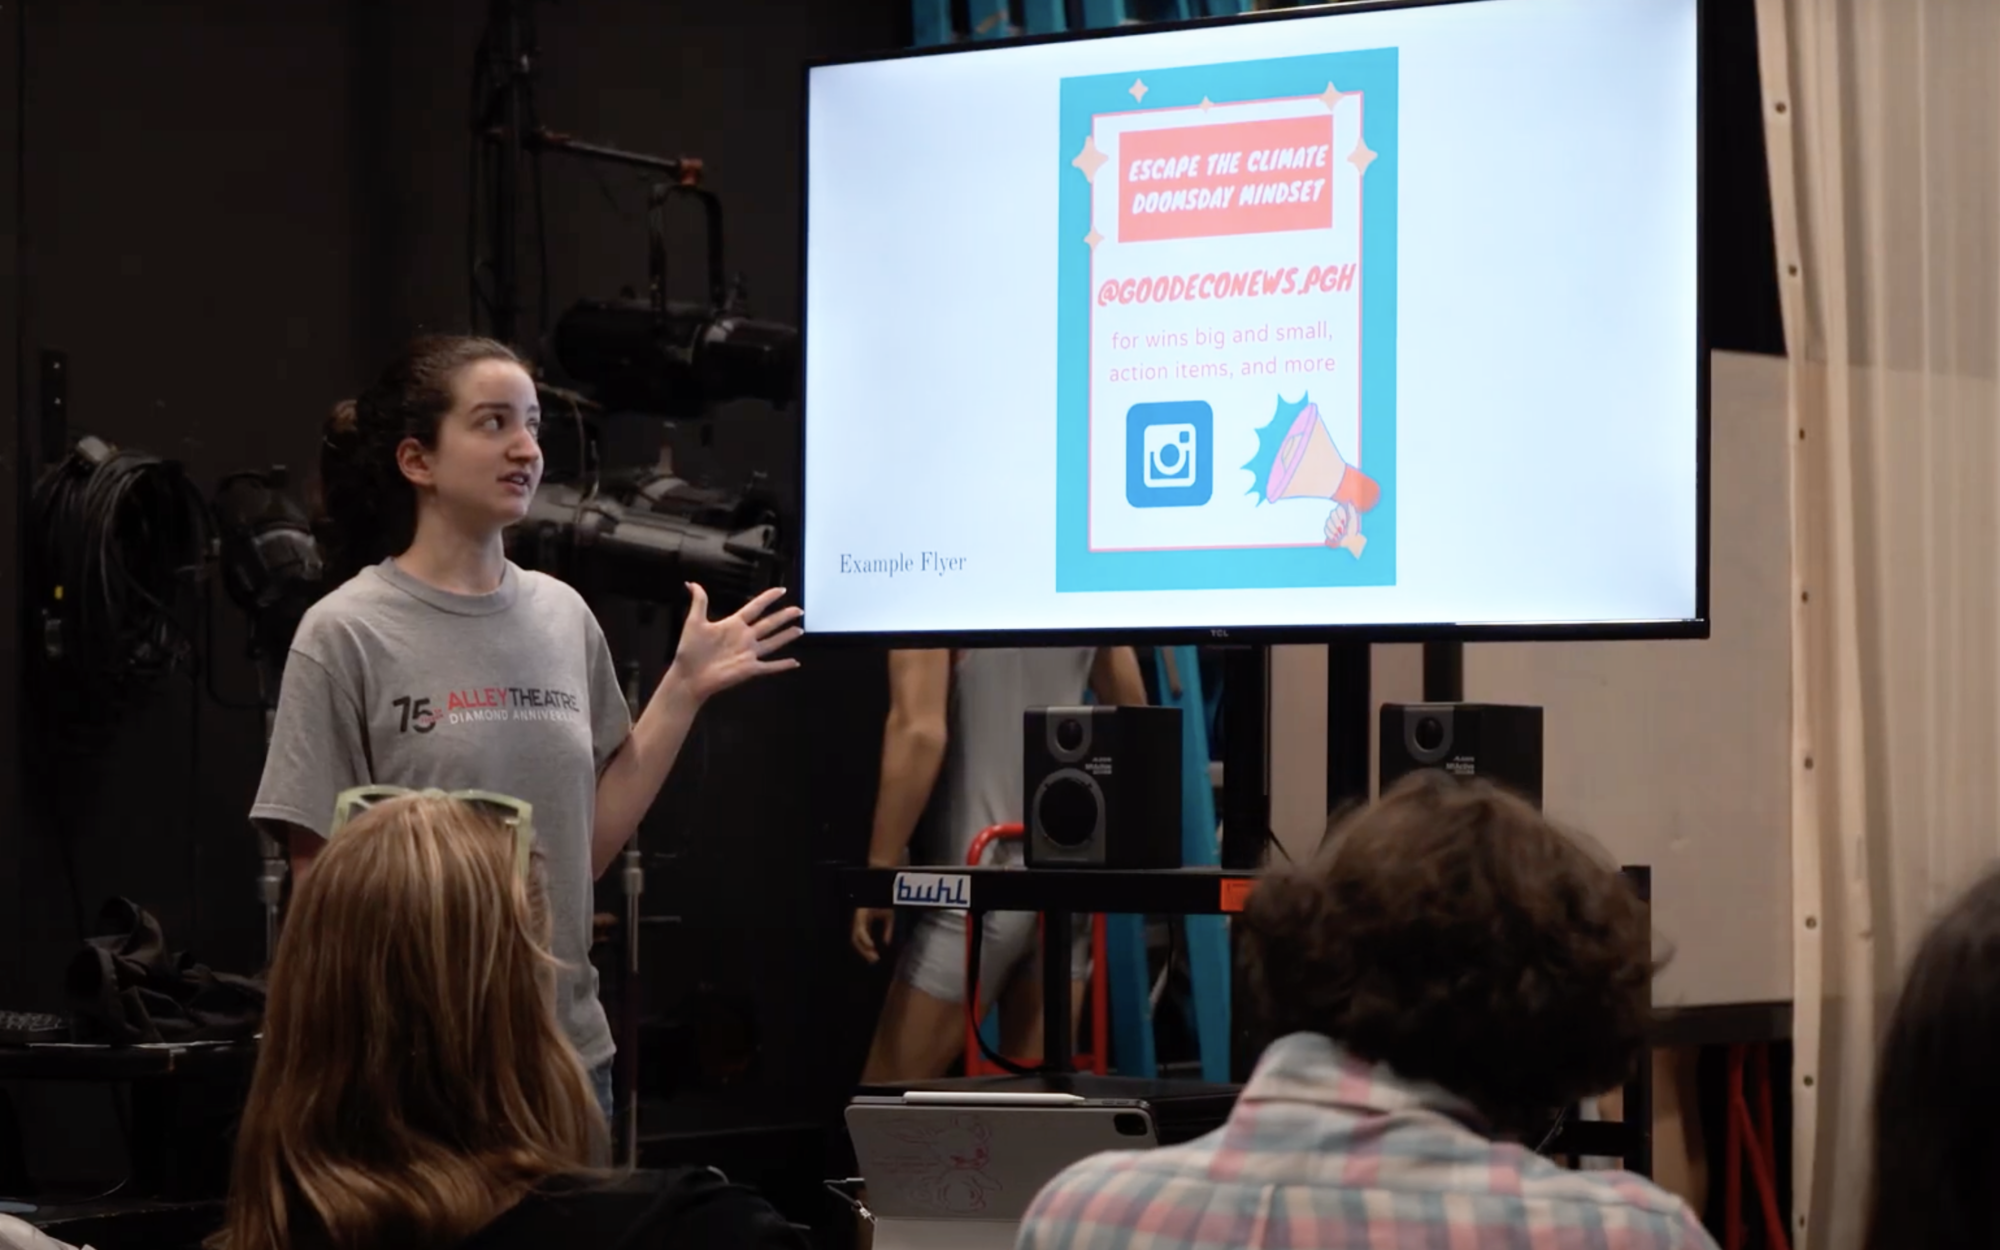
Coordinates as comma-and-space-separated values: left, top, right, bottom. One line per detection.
509, 472, 783, 609
552, 299, 798, 418
549, 181, 798, 417
211, 467, 325, 678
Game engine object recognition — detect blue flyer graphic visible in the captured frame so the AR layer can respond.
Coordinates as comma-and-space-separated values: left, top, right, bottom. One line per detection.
1056, 48, 1399, 593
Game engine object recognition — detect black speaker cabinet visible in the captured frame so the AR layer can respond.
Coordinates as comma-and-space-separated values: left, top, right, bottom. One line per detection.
1379, 703, 1544, 808
1024, 705, 1182, 869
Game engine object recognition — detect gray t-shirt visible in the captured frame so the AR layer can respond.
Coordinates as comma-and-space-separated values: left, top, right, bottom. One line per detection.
250, 559, 631, 1068
915, 648, 1098, 868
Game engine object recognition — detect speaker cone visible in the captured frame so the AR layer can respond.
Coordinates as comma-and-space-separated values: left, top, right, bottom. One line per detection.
1037, 774, 1100, 848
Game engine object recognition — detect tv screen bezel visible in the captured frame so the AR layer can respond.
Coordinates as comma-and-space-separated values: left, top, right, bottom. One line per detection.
795, 0, 1708, 648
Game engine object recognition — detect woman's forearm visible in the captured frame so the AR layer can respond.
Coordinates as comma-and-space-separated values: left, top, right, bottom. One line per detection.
591, 666, 701, 878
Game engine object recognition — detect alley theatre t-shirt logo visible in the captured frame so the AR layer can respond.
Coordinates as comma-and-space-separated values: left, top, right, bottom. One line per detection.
390, 686, 586, 734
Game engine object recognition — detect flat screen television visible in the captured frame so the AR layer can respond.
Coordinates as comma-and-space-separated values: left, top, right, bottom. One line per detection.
800, 0, 1702, 645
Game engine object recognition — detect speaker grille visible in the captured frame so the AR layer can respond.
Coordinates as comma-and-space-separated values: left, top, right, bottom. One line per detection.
1038, 774, 1100, 848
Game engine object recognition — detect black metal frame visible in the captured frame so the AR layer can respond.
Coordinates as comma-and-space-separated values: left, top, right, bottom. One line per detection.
835, 858, 1661, 1176
1407, 641, 1655, 1173
793, 0, 1708, 649
834, 862, 1256, 1076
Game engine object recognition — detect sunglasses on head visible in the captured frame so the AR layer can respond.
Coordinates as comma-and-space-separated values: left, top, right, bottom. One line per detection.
330, 785, 537, 879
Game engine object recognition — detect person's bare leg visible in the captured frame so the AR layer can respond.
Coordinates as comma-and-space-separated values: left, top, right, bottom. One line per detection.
994, 956, 1089, 1063
860, 978, 972, 1084
1648, 1046, 1707, 1212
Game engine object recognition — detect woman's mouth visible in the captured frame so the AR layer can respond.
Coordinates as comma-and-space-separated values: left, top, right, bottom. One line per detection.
500, 471, 534, 494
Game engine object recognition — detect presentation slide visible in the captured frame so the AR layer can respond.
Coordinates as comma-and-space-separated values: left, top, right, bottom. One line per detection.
803, 0, 1698, 638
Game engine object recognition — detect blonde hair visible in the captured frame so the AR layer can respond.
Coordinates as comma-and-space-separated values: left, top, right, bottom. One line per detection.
210, 795, 602, 1250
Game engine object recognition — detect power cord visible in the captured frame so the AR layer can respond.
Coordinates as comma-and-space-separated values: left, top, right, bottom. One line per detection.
962, 910, 1044, 1078
29, 435, 211, 755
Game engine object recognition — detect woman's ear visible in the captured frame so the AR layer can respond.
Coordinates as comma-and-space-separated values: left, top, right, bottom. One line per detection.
396, 436, 435, 488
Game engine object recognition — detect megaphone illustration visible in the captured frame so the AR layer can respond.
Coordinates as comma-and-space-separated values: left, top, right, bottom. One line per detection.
1265, 402, 1380, 511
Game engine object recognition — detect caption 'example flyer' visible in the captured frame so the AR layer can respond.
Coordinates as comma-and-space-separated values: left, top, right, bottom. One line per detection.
1056, 48, 1398, 595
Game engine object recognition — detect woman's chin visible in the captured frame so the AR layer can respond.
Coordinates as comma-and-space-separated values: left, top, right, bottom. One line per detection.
495, 491, 537, 523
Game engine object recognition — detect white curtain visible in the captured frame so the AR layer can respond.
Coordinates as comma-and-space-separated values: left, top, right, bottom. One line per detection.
1756, 0, 2000, 1246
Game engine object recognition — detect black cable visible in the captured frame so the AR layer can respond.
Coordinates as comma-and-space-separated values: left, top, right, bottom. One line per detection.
587, 161, 645, 231
469, 21, 497, 333
28, 440, 211, 757
531, 139, 551, 342
1263, 825, 1292, 863
26, 440, 208, 946
53, 802, 88, 941
1536, 1104, 1568, 1152
521, 2, 552, 343
188, 661, 202, 954
962, 910, 1042, 1078
200, 585, 266, 713
0, 1178, 129, 1210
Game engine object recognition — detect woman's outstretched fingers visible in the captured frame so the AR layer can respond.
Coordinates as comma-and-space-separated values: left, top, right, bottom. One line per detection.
757, 625, 805, 657
754, 606, 804, 640
736, 586, 788, 624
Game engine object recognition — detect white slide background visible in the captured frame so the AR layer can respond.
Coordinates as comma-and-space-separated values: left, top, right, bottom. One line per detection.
1268, 354, 1791, 1007
805, 0, 1697, 636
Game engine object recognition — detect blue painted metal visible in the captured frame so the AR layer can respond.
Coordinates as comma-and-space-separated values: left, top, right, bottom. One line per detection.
912, 0, 954, 45
1104, 648, 1233, 1081
1161, 647, 1233, 1083
1103, 911, 1156, 1076
969, 0, 1014, 39
1080, 0, 1127, 27
1021, 0, 1069, 34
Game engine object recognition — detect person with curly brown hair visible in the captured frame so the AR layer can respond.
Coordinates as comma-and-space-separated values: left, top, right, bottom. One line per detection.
1017, 771, 1717, 1250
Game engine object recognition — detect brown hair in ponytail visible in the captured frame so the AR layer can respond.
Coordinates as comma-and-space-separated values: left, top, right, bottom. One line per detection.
316, 335, 522, 585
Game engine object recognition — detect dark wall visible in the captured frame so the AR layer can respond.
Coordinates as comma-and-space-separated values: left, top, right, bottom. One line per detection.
2, 0, 24, 1012
1705, 0, 1784, 358
1, 0, 906, 1191
11, 0, 365, 1008
2, 0, 367, 1190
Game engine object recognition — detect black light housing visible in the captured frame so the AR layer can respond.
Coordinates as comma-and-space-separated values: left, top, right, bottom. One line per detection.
551, 298, 797, 418
509, 473, 783, 609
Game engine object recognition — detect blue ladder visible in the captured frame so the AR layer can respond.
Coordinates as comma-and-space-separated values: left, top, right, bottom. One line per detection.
1103, 646, 1231, 1082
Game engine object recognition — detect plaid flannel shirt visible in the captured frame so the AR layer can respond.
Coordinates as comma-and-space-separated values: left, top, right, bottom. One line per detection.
1017, 1033, 1717, 1250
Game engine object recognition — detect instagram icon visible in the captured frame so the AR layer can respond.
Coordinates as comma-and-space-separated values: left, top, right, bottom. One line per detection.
1124, 401, 1214, 509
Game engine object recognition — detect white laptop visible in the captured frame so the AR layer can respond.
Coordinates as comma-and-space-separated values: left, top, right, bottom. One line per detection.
845, 1092, 1160, 1250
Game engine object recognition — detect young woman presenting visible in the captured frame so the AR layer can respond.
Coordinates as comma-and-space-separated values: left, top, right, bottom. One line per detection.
251, 335, 800, 1118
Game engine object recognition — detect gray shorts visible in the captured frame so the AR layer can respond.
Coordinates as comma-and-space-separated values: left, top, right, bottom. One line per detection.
895, 907, 1093, 1006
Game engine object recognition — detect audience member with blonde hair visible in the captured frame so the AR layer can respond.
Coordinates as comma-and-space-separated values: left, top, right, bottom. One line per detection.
207, 793, 803, 1250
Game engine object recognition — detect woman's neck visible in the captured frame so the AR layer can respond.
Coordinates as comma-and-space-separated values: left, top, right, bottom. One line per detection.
395, 509, 509, 595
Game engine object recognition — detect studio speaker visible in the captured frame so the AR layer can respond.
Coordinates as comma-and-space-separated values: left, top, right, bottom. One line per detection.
1378, 703, 1544, 807
1023, 706, 1182, 868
